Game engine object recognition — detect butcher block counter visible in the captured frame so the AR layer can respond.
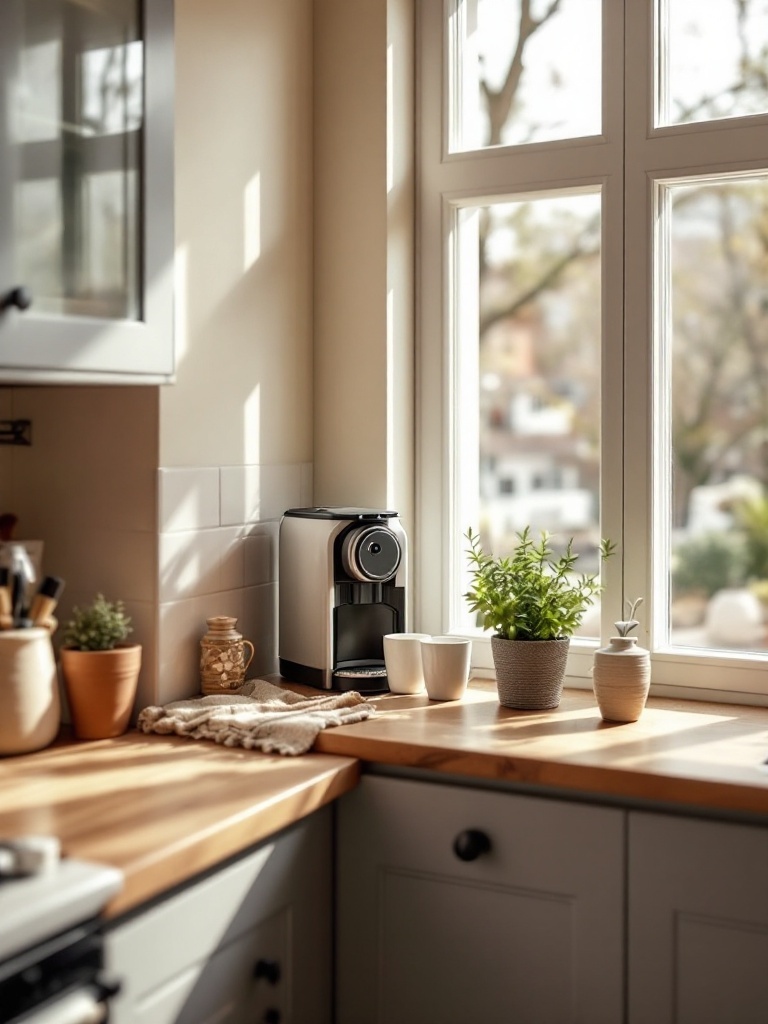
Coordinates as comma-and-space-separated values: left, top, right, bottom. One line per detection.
315, 679, 768, 819
0, 733, 359, 917
1, 679, 767, 918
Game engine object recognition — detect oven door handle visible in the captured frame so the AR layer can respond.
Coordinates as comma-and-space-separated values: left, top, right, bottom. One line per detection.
17, 985, 113, 1024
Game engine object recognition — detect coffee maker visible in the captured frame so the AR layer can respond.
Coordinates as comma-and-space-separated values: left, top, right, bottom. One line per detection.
278, 507, 407, 692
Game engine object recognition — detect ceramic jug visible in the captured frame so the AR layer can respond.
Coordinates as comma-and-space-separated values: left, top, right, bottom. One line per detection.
0, 628, 60, 754
200, 616, 255, 695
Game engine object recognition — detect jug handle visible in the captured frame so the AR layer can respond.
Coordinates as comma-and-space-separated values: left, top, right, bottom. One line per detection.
243, 640, 255, 673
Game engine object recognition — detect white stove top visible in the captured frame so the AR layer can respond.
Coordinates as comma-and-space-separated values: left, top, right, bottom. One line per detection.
0, 838, 123, 961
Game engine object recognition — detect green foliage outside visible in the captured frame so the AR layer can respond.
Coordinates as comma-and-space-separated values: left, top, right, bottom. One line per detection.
733, 493, 768, 582
465, 526, 615, 641
672, 492, 768, 599
63, 593, 133, 651
672, 533, 749, 598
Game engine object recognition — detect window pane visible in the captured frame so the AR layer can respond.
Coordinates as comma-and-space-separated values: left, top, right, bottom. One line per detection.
660, 0, 768, 126
13, 0, 142, 320
472, 193, 602, 635
450, 0, 601, 152
668, 176, 768, 653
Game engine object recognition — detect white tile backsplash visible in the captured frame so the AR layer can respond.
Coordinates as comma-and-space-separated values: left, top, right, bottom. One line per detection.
218, 526, 246, 592
259, 463, 303, 521
244, 522, 278, 586
220, 464, 259, 526
159, 529, 221, 601
159, 467, 221, 533
158, 591, 245, 705
220, 463, 303, 526
154, 462, 303, 702
243, 582, 278, 676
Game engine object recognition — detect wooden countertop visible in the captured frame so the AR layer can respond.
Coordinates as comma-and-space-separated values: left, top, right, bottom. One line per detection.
0, 732, 359, 917
1, 680, 767, 919
315, 680, 768, 819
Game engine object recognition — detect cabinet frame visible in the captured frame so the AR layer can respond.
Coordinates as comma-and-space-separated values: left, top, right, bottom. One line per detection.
0, 0, 174, 383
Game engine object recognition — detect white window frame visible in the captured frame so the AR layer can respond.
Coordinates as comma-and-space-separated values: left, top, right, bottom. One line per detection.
416, 0, 768, 704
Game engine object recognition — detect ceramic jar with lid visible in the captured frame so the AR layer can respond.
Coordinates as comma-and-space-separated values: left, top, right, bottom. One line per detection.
200, 616, 255, 695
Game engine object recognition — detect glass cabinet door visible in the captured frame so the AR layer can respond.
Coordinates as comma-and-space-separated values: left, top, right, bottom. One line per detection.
0, 0, 173, 381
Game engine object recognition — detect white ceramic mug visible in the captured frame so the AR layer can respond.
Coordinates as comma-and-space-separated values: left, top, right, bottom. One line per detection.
420, 636, 472, 701
384, 633, 431, 694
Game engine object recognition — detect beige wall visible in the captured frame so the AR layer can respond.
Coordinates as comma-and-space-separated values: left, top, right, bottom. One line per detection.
164, 0, 314, 469
0, 0, 316, 708
0, 385, 160, 713
313, 0, 415, 533
156, 0, 316, 702
0, 0, 414, 709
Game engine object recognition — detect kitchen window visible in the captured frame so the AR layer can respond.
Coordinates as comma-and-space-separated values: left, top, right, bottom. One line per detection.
416, 0, 768, 701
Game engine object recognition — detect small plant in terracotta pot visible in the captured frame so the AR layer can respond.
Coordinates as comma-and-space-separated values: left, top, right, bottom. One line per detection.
60, 594, 141, 739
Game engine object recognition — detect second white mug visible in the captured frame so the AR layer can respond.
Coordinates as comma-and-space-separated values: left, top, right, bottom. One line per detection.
420, 636, 472, 701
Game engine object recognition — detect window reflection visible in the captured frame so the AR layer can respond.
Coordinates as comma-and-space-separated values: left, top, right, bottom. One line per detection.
451, 0, 602, 152
14, 0, 142, 320
661, 0, 768, 126
669, 176, 768, 652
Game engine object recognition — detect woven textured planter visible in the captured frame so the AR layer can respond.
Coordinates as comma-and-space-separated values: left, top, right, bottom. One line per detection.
491, 636, 570, 710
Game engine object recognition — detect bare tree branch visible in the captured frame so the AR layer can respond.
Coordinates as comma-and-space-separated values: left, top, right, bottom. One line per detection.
480, 0, 563, 146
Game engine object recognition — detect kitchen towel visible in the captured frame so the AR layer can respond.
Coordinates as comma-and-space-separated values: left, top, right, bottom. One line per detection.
136, 678, 376, 755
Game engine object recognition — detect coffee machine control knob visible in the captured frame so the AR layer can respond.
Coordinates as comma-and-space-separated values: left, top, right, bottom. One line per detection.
342, 526, 402, 583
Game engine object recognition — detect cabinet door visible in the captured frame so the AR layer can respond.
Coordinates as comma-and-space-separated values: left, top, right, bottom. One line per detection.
336, 775, 624, 1024
0, 0, 173, 382
628, 812, 768, 1024
107, 808, 332, 1024
124, 907, 289, 1024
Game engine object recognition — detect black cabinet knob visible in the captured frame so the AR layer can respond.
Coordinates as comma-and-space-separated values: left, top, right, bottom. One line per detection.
1, 287, 32, 312
253, 958, 281, 985
94, 974, 122, 1000
453, 828, 492, 862
263, 1010, 281, 1024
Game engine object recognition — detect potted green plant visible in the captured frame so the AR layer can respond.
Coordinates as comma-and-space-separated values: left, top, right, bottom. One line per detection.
465, 527, 614, 710
60, 594, 142, 739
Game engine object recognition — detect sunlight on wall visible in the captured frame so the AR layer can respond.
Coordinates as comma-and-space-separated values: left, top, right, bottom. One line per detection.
387, 43, 394, 194
386, 286, 395, 508
244, 172, 262, 271
173, 243, 189, 362
163, 487, 214, 535
244, 383, 261, 465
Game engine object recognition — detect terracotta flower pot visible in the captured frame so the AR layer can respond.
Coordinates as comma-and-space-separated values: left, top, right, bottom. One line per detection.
61, 644, 142, 739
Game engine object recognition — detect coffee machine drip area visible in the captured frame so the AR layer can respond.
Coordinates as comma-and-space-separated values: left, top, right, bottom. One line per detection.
278, 507, 406, 693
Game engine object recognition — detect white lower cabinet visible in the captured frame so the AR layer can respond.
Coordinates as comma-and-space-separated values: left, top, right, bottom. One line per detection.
628, 811, 768, 1024
102, 776, 768, 1024
105, 808, 332, 1024
335, 775, 625, 1024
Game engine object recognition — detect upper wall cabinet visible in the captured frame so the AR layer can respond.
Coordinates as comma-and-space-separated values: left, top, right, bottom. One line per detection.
0, 0, 174, 383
